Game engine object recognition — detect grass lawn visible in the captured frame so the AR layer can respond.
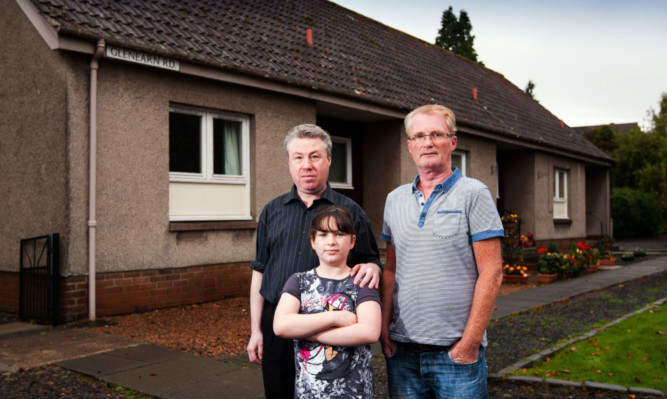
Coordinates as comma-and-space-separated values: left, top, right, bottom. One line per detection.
511, 303, 666, 392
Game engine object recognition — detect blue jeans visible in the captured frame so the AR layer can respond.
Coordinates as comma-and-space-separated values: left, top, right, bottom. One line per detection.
386, 345, 489, 399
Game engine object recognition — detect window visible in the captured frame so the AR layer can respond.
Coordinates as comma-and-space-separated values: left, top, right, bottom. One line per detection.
553, 168, 568, 219
452, 150, 466, 176
169, 105, 250, 221
329, 136, 353, 189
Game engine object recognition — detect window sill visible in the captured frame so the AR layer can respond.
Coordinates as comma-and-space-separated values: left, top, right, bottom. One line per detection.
553, 218, 572, 225
169, 220, 257, 232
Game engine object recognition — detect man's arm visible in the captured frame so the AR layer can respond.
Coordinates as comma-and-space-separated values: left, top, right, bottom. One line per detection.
349, 209, 382, 289
449, 237, 503, 363
247, 270, 264, 364
379, 242, 397, 358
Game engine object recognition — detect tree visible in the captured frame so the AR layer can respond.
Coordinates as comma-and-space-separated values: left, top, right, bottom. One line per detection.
525, 80, 536, 99
435, 6, 481, 64
581, 125, 618, 155
611, 93, 667, 233
582, 93, 667, 235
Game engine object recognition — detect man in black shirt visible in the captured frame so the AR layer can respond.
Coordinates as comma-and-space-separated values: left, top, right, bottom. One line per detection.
247, 124, 382, 399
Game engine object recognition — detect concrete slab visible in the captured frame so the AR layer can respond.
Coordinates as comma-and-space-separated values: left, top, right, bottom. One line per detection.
0, 327, 139, 374
104, 344, 182, 363
58, 352, 149, 377
163, 362, 264, 399
0, 321, 48, 337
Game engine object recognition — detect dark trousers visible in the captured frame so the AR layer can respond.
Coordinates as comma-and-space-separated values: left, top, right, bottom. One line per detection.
261, 301, 295, 399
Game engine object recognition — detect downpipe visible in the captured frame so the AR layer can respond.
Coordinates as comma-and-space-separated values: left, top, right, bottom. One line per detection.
88, 39, 105, 321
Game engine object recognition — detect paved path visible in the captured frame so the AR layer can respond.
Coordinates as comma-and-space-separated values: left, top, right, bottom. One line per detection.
1, 255, 665, 398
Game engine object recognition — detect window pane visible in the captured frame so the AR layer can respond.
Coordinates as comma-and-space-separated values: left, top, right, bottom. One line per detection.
213, 119, 241, 175
558, 171, 565, 199
169, 112, 201, 173
452, 153, 462, 173
329, 141, 347, 183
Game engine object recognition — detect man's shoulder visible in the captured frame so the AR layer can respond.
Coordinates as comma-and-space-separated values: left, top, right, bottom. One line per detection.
327, 189, 363, 211
386, 183, 412, 199
258, 191, 294, 220
454, 176, 489, 193
263, 191, 292, 208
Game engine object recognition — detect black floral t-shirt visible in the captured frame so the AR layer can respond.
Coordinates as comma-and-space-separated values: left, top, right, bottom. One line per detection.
281, 269, 379, 398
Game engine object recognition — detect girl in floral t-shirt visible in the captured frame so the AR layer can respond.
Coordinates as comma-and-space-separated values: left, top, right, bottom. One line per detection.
274, 205, 381, 398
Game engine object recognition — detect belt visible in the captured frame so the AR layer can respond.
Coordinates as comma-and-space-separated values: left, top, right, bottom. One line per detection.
397, 341, 453, 353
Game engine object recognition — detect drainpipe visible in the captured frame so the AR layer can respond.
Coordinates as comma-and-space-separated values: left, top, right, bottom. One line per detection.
89, 39, 105, 321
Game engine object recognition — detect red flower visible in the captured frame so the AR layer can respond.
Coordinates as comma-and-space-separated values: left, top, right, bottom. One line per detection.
577, 242, 590, 252
538, 248, 548, 254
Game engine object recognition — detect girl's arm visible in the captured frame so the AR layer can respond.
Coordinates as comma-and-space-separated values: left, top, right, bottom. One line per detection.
308, 300, 381, 346
273, 293, 357, 339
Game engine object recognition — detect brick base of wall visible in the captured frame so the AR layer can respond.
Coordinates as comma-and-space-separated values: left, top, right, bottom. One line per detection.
0, 262, 251, 323
0, 271, 19, 315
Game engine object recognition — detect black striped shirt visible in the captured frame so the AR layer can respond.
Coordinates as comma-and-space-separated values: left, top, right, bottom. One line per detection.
251, 184, 381, 304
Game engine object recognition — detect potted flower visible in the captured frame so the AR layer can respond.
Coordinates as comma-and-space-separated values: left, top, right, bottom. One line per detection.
502, 246, 523, 266
621, 252, 635, 262
587, 247, 600, 273
599, 254, 616, 266
561, 253, 585, 278
501, 213, 520, 245
520, 233, 535, 248
502, 264, 529, 284
537, 248, 561, 284
597, 236, 616, 266
572, 241, 597, 275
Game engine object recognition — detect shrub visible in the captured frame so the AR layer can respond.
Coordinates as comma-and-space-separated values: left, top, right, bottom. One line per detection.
537, 250, 563, 274
561, 253, 585, 277
612, 187, 662, 238
547, 242, 560, 253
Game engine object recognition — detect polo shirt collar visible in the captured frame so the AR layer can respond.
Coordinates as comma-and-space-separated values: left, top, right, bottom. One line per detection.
412, 167, 463, 195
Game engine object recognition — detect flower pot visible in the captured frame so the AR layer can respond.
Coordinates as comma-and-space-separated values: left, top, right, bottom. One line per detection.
538, 273, 558, 284
503, 274, 528, 285
599, 257, 616, 266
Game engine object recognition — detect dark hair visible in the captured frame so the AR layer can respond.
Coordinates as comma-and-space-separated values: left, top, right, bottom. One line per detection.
309, 205, 356, 239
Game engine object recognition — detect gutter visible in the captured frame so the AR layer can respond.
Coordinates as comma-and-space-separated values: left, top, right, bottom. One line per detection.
88, 39, 105, 321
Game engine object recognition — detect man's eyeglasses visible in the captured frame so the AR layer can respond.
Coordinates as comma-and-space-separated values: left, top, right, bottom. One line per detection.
408, 132, 454, 142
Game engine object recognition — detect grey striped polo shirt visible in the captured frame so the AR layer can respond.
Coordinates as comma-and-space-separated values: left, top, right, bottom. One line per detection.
381, 168, 503, 347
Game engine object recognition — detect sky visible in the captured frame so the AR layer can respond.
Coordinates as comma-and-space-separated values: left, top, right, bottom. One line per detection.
332, 0, 667, 129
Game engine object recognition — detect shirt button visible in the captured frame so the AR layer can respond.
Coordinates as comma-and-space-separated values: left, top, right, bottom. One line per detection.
421, 213, 426, 217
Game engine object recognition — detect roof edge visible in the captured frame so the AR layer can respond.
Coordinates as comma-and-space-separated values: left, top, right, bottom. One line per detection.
17, 0, 59, 49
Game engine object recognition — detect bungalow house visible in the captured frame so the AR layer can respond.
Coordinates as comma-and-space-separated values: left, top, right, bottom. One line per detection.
1, 0, 614, 322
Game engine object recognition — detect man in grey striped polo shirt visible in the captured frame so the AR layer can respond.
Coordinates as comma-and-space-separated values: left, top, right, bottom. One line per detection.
380, 104, 504, 398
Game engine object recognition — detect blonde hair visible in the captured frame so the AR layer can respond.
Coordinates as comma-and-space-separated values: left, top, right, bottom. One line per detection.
404, 104, 457, 136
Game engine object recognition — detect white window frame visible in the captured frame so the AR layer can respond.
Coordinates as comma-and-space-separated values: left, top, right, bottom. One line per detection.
329, 136, 353, 189
168, 105, 250, 221
553, 168, 569, 219
452, 150, 466, 176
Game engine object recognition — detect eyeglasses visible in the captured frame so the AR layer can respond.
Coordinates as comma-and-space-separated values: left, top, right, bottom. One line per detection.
408, 132, 454, 142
